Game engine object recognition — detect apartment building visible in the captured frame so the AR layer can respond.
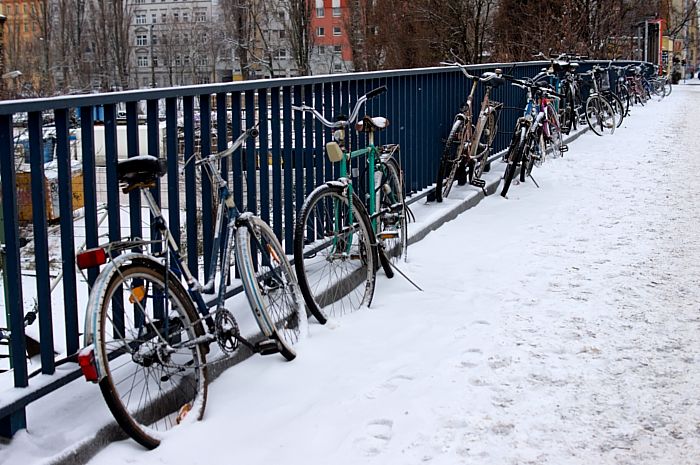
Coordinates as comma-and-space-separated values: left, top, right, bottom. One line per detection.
310, 0, 353, 75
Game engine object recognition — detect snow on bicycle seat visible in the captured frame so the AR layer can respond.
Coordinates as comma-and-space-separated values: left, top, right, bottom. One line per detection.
355, 116, 389, 132
117, 155, 167, 193
480, 72, 505, 87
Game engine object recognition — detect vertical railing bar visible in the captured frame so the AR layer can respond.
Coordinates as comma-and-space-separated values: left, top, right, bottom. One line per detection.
331, 82, 341, 180
293, 85, 303, 217
258, 88, 270, 225
199, 94, 213, 280
303, 83, 314, 199
232, 92, 243, 210
125, 101, 142, 242
79, 106, 99, 288
183, 96, 198, 279
165, 97, 180, 247
146, 99, 162, 255
55, 108, 79, 359
244, 90, 256, 215
323, 83, 333, 183
270, 87, 283, 241
313, 83, 324, 188
282, 87, 294, 254
27, 111, 54, 372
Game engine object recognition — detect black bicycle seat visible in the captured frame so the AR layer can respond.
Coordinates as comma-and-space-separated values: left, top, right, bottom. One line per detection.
117, 155, 167, 193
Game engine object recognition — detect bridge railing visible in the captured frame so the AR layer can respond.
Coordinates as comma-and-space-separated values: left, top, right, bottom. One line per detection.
0, 60, 643, 437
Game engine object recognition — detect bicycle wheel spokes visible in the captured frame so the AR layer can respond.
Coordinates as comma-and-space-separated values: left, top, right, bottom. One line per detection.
99, 265, 207, 449
294, 185, 376, 321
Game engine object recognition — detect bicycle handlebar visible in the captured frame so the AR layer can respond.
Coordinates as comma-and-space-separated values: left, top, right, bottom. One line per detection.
195, 126, 259, 167
292, 86, 387, 128
440, 62, 477, 80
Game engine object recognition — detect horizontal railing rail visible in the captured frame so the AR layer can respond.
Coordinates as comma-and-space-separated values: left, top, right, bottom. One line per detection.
0, 60, 647, 437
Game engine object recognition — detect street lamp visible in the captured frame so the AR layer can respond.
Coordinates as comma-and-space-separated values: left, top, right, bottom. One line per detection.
150, 24, 156, 88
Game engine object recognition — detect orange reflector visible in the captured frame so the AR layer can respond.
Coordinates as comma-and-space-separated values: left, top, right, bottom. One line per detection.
176, 403, 192, 424
76, 248, 107, 270
129, 286, 146, 304
266, 244, 280, 264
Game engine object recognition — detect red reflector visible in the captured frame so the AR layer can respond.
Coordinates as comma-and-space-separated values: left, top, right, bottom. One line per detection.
78, 346, 99, 383
76, 248, 107, 270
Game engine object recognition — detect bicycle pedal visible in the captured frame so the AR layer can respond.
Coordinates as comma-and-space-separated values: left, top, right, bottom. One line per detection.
470, 179, 486, 188
560, 144, 569, 153
377, 230, 399, 240
256, 339, 280, 356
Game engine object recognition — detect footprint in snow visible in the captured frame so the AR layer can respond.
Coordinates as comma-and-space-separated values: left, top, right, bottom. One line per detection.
354, 419, 394, 456
365, 374, 414, 399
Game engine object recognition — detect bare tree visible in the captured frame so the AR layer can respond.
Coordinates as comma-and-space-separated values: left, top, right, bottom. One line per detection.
285, 0, 313, 75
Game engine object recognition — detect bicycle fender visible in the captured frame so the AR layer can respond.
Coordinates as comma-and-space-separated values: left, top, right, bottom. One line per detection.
83, 253, 164, 381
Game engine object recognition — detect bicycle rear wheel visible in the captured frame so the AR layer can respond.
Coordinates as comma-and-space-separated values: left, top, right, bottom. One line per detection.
294, 184, 377, 322
435, 119, 468, 201
96, 261, 208, 449
236, 216, 306, 361
377, 157, 407, 261
544, 103, 563, 157
471, 110, 497, 181
585, 96, 616, 136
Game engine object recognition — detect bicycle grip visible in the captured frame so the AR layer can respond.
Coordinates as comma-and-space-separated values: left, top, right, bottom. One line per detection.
248, 128, 259, 138
366, 86, 387, 99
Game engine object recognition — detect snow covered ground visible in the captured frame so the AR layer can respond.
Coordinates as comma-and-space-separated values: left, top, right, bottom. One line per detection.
3, 84, 700, 465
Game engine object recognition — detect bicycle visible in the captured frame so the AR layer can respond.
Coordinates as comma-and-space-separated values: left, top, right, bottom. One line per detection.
76, 128, 306, 449
580, 65, 617, 136
433, 63, 503, 202
500, 75, 564, 197
292, 86, 407, 322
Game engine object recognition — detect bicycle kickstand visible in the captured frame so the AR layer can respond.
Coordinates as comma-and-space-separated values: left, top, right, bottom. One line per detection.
528, 174, 541, 188
387, 260, 424, 292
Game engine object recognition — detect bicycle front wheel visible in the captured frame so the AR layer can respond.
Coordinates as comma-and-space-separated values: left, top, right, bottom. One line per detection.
96, 261, 208, 449
544, 103, 563, 157
236, 216, 306, 361
471, 110, 497, 181
585, 96, 616, 136
294, 184, 377, 322
501, 123, 526, 197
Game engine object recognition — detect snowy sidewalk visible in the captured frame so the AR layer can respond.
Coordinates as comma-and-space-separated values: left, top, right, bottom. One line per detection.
5, 85, 700, 465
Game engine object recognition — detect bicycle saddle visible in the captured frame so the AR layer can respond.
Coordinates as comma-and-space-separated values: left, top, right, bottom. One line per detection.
117, 155, 167, 193
480, 71, 505, 87
356, 116, 389, 132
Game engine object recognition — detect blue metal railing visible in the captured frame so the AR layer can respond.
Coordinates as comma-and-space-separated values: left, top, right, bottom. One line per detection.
0, 61, 644, 437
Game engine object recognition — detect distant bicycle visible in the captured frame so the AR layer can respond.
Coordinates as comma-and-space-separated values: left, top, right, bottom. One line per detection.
76, 128, 306, 449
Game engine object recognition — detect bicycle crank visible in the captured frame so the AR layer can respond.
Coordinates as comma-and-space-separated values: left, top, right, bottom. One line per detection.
215, 309, 240, 354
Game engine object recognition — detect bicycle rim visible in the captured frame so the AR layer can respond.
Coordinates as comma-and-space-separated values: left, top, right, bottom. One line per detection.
97, 263, 207, 449
378, 157, 407, 261
294, 184, 377, 320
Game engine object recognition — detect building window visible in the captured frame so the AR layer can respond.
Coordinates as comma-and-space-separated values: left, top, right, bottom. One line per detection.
316, 27, 325, 37
136, 13, 146, 24
333, 45, 342, 54
136, 34, 148, 46
151, 13, 157, 23
137, 55, 149, 67
175, 55, 181, 66
276, 49, 288, 60
196, 56, 208, 66
173, 12, 179, 22
153, 56, 159, 67
316, 8, 324, 17
332, 7, 341, 17
334, 63, 342, 71
195, 11, 206, 22
161, 13, 167, 22
184, 55, 190, 65
333, 26, 341, 36
318, 45, 325, 54
278, 29, 286, 39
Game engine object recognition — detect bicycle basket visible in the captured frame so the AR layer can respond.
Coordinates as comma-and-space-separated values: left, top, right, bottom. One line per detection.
599, 71, 611, 91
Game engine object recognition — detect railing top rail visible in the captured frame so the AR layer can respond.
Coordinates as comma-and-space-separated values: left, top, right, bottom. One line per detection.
0, 60, 593, 116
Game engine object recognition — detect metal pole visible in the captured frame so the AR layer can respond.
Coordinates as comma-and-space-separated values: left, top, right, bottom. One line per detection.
150, 24, 156, 87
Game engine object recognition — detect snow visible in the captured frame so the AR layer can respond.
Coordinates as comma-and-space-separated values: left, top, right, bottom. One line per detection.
2, 84, 700, 465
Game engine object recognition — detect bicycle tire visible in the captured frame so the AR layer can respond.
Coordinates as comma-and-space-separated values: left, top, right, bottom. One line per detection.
664, 79, 672, 96
236, 216, 306, 361
617, 84, 630, 116
585, 96, 616, 136
471, 110, 497, 182
435, 119, 468, 202
606, 93, 625, 127
501, 124, 526, 197
520, 134, 537, 182
96, 261, 208, 449
378, 156, 407, 261
294, 183, 377, 322
544, 103, 563, 157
